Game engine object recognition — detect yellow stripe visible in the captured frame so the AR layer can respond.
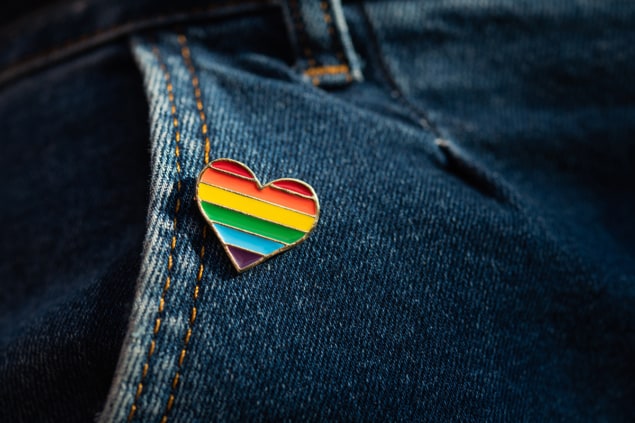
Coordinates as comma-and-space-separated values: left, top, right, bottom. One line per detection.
198, 184, 316, 232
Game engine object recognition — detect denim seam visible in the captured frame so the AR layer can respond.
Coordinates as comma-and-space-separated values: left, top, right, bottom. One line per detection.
287, 0, 352, 85
359, 3, 440, 136
288, 0, 318, 68
357, 4, 526, 205
178, 34, 213, 165
127, 43, 184, 422
0, 0, 275, 87
310, 0, 352, 83
159, 33, 211, 422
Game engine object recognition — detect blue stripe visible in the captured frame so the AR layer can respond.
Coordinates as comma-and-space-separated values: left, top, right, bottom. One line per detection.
212, 223, 285, 255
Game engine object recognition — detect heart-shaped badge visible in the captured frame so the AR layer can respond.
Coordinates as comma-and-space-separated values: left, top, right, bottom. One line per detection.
196, 158, 320, 272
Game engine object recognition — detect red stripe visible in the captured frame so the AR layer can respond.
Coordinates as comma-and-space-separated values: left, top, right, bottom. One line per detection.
271, 180, 313, 196
211, 159, 254, 179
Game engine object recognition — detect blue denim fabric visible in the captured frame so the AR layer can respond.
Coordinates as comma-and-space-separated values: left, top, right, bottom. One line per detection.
1, 0, 634, 422
0, 42, 150, 422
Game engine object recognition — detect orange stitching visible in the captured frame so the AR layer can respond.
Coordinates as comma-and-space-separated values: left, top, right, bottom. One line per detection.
304, 64, 350, 77
289, 0, 317, 68
178, 34, 211, 164
319, 0, 352, 82
158, 34, 210, 423
127, 44, 184, 422
286, 0, 354, 86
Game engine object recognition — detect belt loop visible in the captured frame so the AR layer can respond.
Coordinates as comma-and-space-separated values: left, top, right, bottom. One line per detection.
282, 0, 363, 87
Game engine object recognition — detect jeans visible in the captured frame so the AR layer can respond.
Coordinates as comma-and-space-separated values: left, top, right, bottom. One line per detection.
1, 0, 634, 421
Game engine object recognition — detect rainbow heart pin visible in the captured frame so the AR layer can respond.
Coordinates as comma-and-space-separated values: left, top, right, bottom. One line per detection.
196, 158, 320, 272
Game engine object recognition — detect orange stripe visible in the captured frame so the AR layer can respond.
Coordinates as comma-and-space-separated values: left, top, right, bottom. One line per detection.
200, 168, 317, 215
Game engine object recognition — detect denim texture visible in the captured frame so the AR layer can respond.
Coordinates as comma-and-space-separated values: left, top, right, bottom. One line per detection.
0, 0, 275, 85
1, 0, 634, 421
103, 1, 634, 422
281, 0, 362, 86
0, 42, 149, 421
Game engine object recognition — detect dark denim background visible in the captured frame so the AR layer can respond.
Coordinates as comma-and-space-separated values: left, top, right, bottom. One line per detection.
0, 42, 149, 421
1, 0, 634, 422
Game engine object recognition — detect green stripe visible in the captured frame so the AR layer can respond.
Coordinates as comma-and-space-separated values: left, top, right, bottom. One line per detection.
200, 202, 306, 244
